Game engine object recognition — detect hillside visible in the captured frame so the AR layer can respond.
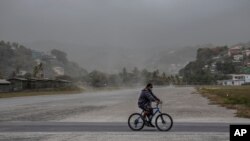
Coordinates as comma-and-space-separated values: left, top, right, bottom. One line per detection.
0, 41, 87, 79
179, 42, 250, 84
24, 41, 208, 74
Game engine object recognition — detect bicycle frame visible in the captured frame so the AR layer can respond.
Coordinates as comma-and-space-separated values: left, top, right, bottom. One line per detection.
140, 104, 162, 121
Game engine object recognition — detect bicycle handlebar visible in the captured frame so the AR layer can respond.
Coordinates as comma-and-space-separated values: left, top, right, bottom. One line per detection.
156, 101, 163, 105
155, 101, 163, 108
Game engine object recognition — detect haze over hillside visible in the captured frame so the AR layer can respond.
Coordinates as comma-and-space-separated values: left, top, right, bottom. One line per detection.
1, 0, 250, 73
24, 41, 206, 74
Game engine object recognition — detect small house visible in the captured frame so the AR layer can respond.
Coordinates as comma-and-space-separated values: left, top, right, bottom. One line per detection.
228, 46, 242, 57
0, 79, 11, 92
8, 78, 28, 91
28, 78, 47, 89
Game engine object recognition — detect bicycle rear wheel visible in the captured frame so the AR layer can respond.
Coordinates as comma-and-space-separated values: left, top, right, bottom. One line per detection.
128, 113, 145, 131
155, 113, 173, 131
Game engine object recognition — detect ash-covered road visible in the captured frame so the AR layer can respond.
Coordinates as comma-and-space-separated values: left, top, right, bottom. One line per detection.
0, 87, 249, 141
0, 122, 229, 132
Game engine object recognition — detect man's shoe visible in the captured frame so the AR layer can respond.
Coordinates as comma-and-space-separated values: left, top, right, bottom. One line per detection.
144, 121, 150, 127
149, 123, 155, 128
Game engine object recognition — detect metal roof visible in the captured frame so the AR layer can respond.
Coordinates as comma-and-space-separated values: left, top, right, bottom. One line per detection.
8, 77, 27, 81
0, 79, 11, 84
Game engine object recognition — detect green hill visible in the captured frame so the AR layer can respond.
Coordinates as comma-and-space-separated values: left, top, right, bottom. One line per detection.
179, 43, 250, 85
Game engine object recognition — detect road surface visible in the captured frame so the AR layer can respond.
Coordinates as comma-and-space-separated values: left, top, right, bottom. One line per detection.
0, 122, 229, 132
0, 86, 249, 141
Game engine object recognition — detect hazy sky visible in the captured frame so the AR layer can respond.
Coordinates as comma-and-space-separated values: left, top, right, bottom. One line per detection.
1, 0, 250, 49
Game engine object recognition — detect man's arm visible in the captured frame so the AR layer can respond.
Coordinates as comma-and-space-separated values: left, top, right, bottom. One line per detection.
145, 90, 159, 102
148, 89, 160, 101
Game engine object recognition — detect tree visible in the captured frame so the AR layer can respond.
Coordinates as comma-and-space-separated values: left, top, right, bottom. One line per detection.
0, 40, 5, 46
140, 69, 150, 84
132, 67, 140, 83
141, 69, 149, 78
175, 75, 181, 85
132, 67, 139, 77
216, 61, 236, 74
121, 67, 128, 84
161, 72, 166, 79
51, 49, 68, 64
161, 72, 169, 85
88, 70, 107, 87
12, 42, 19, 48
15, 66, 21, 75
0, 71, 2, 79
153, 69, 159, 78
24, 73, 32, 79
33, 63, 44, 78
11, 71, 16, 78
108, 74, 122, 86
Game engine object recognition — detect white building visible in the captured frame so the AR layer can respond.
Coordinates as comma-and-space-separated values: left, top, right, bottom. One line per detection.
243, 50, 250, 57
233, 54, 243, 62
218, 74, 250, 86
244, 74, 250, 83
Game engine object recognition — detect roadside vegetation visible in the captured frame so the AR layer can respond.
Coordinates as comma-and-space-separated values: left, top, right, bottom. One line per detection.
197, 86, 250, 118
0, 86, 84, 99
0, 86, 127, 99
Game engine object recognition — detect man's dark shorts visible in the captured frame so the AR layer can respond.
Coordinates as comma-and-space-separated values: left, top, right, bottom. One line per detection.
139, 104, 153, 114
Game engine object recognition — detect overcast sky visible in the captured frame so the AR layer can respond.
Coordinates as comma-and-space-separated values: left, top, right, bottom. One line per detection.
0, 0, 250, 49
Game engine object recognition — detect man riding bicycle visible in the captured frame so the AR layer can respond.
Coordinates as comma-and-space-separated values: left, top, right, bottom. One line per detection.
138, 83, 161, 127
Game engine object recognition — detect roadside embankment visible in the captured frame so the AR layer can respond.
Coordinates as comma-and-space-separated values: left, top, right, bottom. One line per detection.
197, 86, 250, 118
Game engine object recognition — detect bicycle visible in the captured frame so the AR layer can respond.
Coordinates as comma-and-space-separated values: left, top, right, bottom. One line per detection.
128, 102, 173, 131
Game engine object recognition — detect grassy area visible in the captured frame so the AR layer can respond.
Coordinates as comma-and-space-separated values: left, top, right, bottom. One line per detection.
0, 87, 84, 99
197, 86, 250, 118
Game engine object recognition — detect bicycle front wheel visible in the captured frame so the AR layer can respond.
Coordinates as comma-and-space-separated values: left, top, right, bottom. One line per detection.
128, 113, 145, 131
155, 113, 173, 131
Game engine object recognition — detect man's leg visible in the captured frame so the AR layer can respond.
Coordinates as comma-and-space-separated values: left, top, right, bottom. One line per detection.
143, 106, 151, 120
148, 107, 155, 127
143, 111, 149, 119
143, 106, 155, 127
148, 108, 153, 119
